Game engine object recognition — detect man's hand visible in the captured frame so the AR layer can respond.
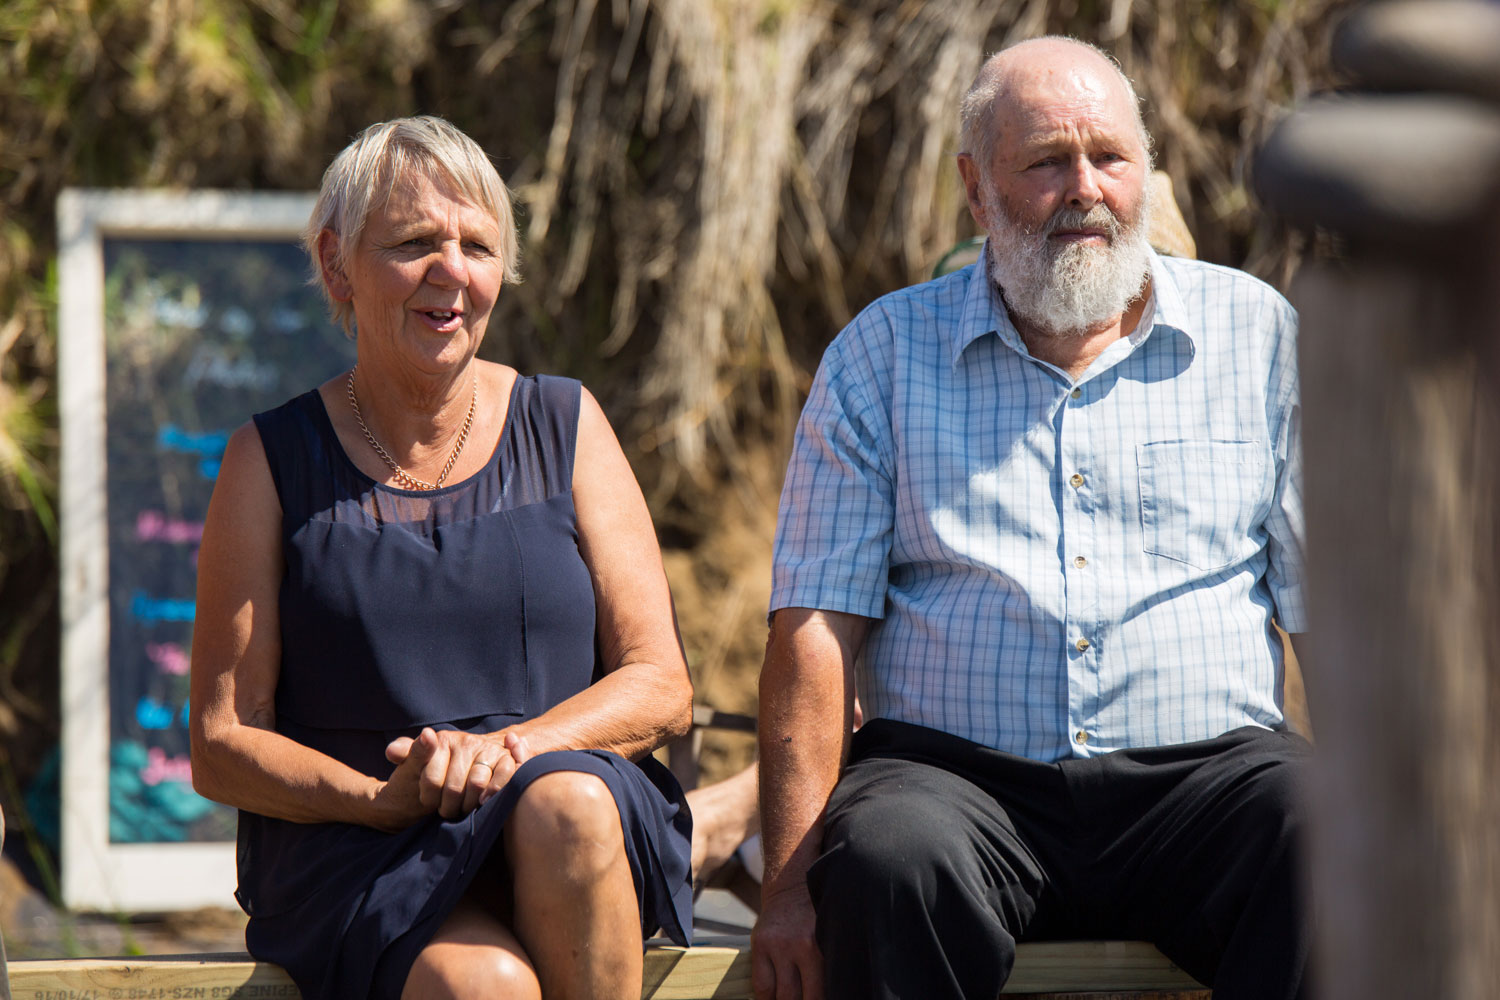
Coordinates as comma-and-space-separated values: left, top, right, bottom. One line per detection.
752, 877, 823, 1000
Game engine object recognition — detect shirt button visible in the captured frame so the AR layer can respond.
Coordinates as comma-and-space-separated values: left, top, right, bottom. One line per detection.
1069, 473, 1084, 488
1075, 730, 1089, 745
1076, 637, 1091, 652
1070, 388, 1082, 399
1074, 556, 1087, 568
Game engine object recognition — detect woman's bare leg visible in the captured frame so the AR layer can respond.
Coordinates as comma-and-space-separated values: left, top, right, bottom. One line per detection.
505, 770, 642, 1000
400, 897, 541, 1000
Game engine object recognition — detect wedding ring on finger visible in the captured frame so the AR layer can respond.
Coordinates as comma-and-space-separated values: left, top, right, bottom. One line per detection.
470, 760, 495, 775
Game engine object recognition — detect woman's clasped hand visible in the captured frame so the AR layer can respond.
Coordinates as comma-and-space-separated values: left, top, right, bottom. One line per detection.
377, 728, 534, 828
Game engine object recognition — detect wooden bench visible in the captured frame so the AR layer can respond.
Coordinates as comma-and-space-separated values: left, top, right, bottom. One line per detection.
6, 939, 1207, 998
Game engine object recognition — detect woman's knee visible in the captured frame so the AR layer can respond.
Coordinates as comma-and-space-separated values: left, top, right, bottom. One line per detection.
402, 924, 541, 1000
507, 770, 626, 878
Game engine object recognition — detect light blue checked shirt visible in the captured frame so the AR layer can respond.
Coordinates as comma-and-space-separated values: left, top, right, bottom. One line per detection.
770, 248, 1306, 762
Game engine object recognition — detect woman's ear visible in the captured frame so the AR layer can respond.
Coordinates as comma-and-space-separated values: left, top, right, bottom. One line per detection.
317, 230, 353, 302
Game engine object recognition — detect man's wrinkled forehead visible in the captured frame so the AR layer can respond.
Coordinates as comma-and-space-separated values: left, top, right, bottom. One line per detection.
989, 37, 1126, 94
1012, 57, 1120, 101
1006, 96, 1142, 155
997, 50, 1136, 128
977, 40, 1143, 145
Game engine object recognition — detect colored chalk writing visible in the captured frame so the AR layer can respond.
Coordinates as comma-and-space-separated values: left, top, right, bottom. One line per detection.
146, 641, 191, 675
156, 425, 231, 480
136, 510, 205, 545
135, 696, 175, 730
99, 235, 349, 846
140, 746, 194, 787
131, 591, 196, 624
134, 696, 189, 731
183, 343, 279, 391
156, 424, 230, 458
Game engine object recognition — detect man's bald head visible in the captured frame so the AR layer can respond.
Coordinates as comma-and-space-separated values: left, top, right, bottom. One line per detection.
959, 37, 1152, 175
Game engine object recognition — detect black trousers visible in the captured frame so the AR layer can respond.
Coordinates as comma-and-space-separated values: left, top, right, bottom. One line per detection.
807, 719, 1312, 1000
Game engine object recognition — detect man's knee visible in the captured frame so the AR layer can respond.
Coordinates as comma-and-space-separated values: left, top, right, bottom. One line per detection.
1179, 741, 1312, 999
1227, 740, 1310, 851
815, 791, 947, 900
808, 761, 1037, 999
811, 761, 1044, 929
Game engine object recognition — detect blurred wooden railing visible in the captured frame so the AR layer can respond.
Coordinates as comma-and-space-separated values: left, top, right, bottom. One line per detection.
1255, 2, 1500, 998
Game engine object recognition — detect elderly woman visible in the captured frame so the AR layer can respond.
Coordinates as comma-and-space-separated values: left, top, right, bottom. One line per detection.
190, 116, 694, 1000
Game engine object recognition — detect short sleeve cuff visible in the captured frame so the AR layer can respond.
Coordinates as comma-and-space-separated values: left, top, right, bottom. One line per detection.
768, 580, 887, 621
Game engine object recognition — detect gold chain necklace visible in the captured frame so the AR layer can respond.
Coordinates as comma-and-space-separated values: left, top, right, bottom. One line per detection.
346, 366, 477, 491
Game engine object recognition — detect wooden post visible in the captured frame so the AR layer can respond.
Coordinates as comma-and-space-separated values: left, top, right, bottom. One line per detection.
1295, 262, 1500, 999
1255, 3, 1500, 997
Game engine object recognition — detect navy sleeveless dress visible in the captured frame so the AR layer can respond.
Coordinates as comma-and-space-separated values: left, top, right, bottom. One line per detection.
240, 374, 693, 999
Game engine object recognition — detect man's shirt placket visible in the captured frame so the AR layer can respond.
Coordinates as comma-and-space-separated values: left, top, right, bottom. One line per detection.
1056, 374, 1105, 756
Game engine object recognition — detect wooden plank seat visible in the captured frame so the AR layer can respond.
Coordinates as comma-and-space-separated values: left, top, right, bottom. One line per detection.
6, 938, 1207, 999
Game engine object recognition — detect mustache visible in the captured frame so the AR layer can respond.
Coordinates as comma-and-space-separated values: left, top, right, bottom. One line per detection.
1036, 204, 1123, 240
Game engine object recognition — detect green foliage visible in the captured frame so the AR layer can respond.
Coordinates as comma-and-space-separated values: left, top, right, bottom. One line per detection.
0, 379, 54, 542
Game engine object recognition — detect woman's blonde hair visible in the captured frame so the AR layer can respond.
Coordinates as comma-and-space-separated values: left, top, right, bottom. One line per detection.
303, 115, 521, 334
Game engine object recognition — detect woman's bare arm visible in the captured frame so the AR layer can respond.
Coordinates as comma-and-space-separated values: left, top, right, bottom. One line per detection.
507, 386, 694, 756
189, 422, 436, 832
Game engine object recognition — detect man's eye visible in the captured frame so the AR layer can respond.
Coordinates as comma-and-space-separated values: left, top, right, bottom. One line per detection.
464, 242, 492, 255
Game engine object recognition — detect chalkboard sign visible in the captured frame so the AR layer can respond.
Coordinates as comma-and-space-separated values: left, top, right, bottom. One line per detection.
58, 190, 351, 910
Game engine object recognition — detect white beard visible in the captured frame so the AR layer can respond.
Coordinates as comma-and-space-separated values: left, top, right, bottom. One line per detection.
984, 187, 1154, 338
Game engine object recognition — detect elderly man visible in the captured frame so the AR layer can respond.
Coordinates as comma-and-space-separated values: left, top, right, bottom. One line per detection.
751, 36, 1309, 1000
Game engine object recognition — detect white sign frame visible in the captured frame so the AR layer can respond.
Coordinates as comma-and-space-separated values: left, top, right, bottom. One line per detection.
57, 189, 316, 911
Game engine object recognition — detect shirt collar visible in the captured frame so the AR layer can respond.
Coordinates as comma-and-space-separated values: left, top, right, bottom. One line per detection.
950, 242, 1197, 369
950, 242, 1019, 367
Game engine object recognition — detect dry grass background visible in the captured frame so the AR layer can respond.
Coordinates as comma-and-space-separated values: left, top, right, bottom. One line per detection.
0, 0, 1354, 808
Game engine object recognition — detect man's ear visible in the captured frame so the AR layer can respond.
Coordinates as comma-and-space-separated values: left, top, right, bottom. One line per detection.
956, 154, 990, 230
317, 230, 353, 302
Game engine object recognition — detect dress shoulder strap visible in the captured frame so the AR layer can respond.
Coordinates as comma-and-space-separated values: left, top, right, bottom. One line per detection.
251, 390, 342, 534
498, 374, 582, 506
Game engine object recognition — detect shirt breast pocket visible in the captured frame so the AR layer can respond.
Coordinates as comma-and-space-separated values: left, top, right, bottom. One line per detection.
1137, 440, 1267, 572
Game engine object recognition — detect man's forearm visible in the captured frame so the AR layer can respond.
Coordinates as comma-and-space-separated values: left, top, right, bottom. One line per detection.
757, 608, 868, 888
